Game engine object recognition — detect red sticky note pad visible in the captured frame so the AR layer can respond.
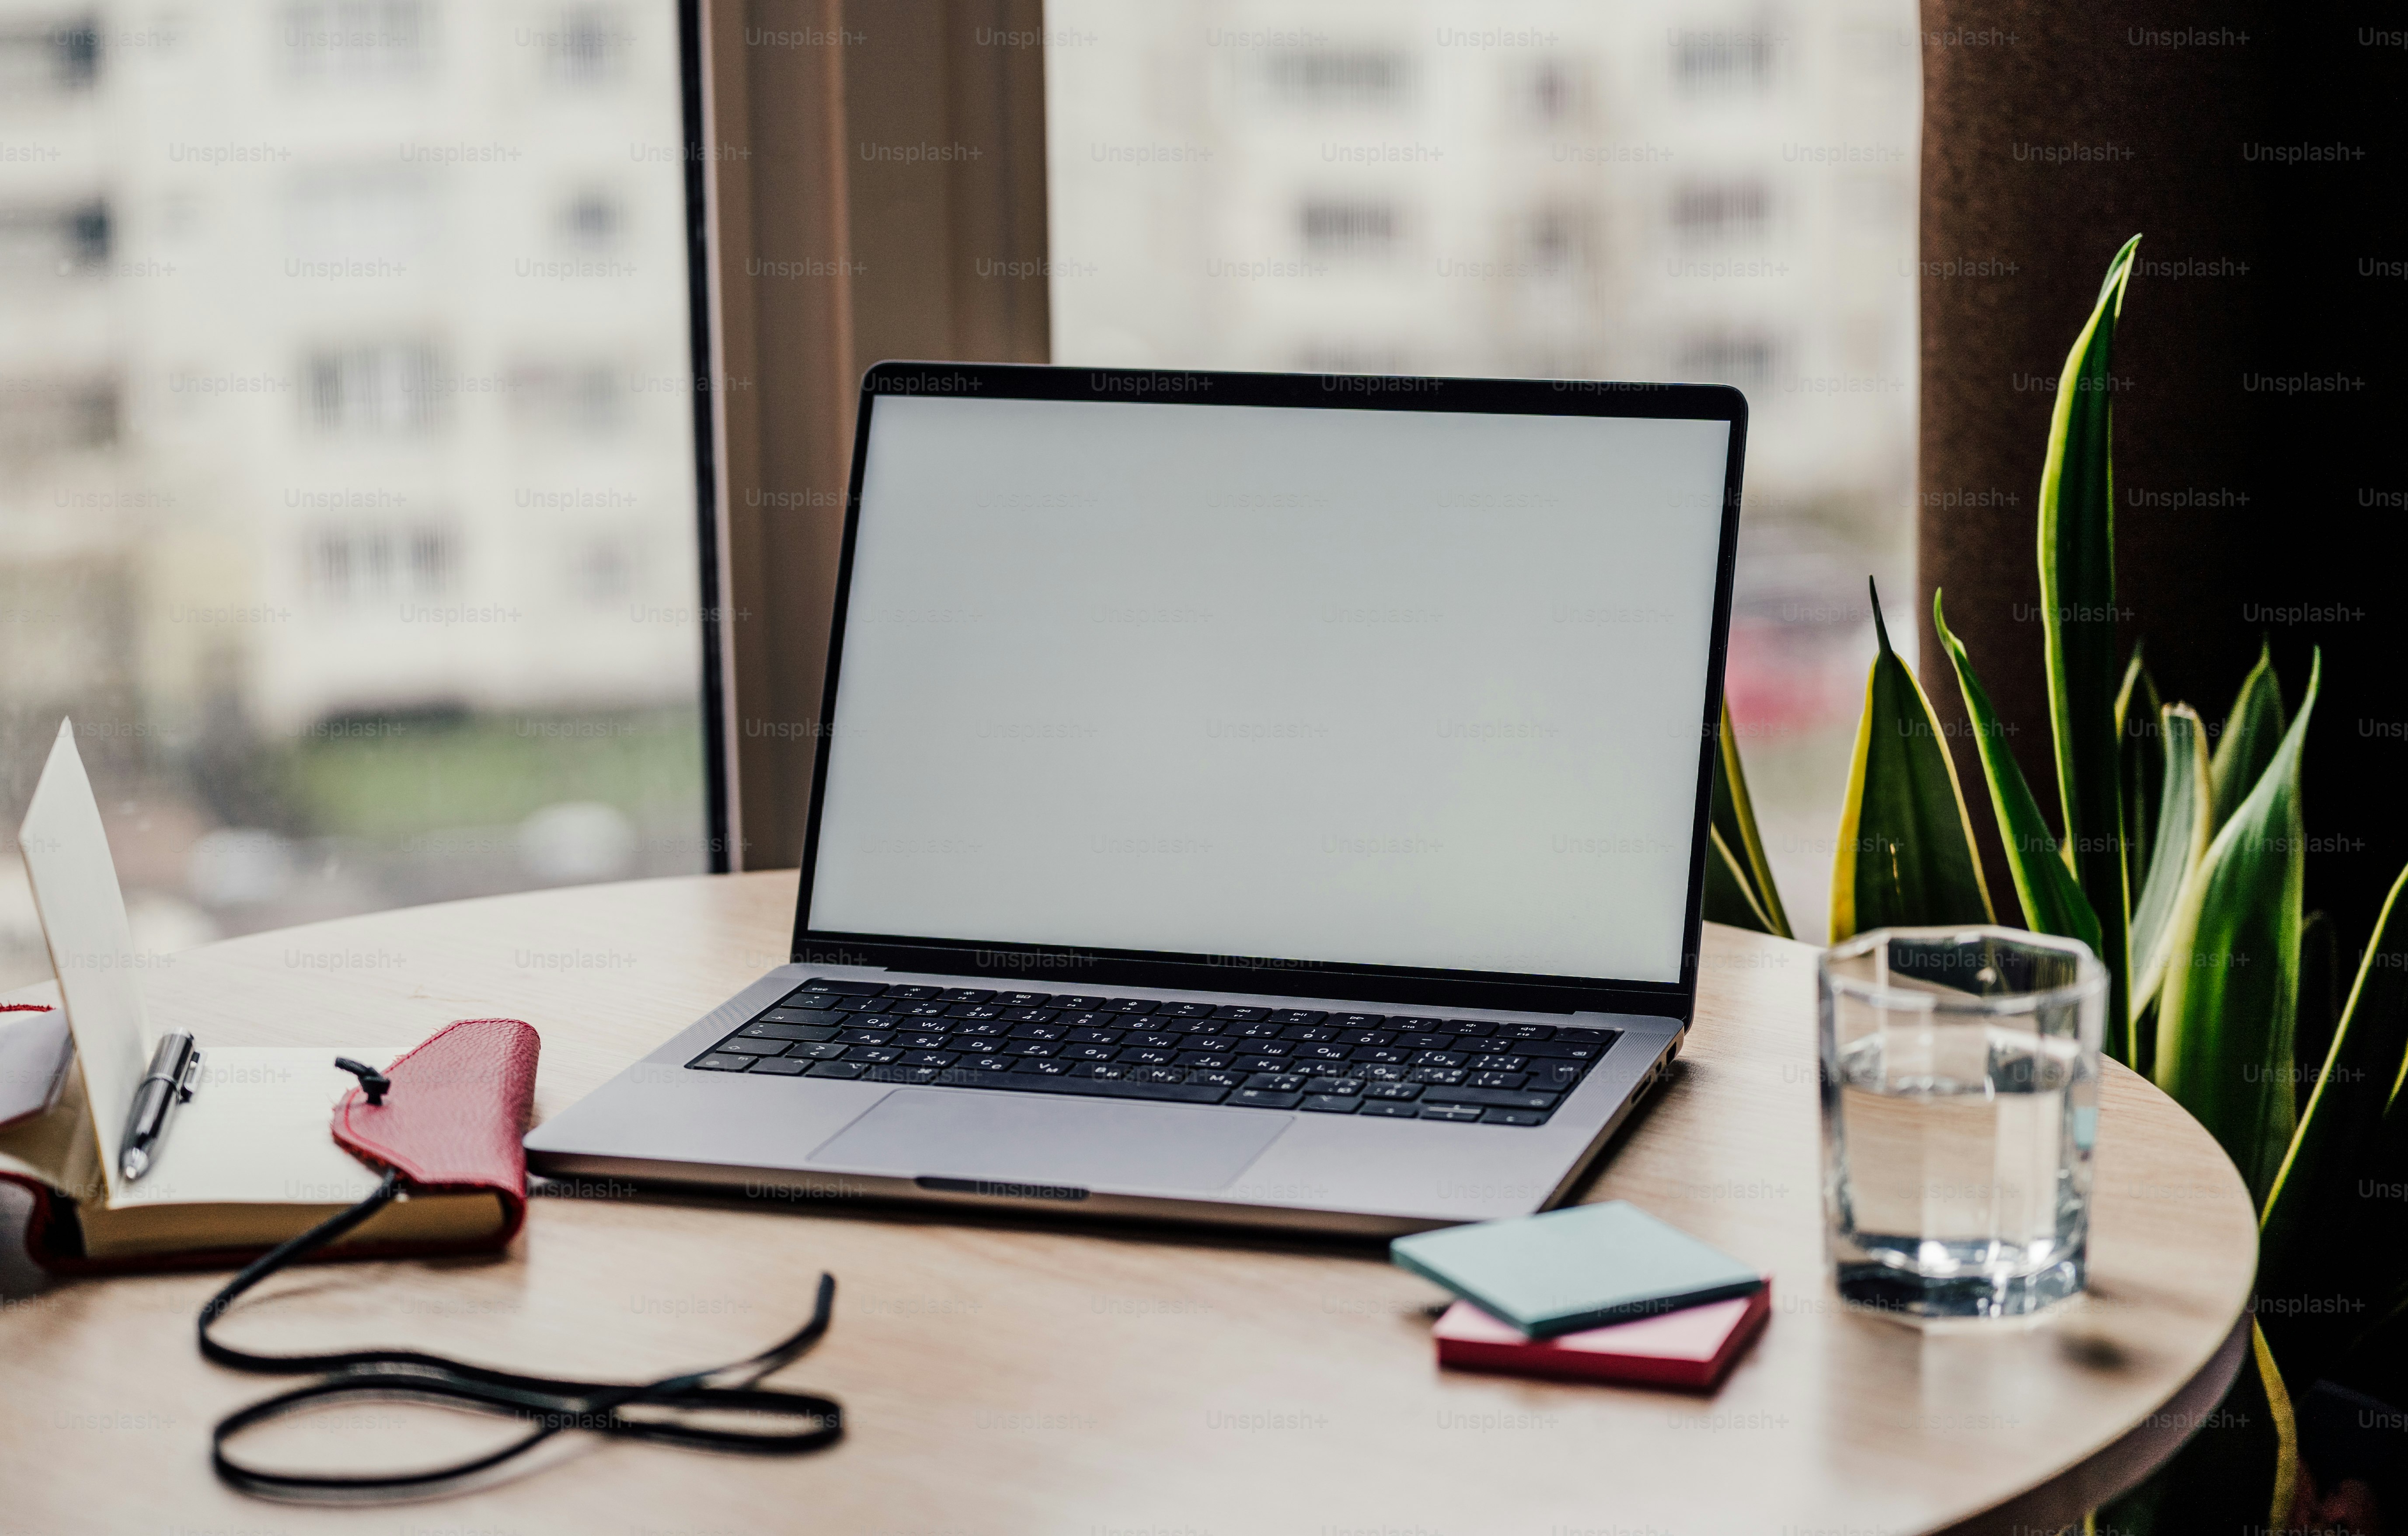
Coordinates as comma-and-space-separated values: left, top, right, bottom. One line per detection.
1433, 1282, 1770, 1390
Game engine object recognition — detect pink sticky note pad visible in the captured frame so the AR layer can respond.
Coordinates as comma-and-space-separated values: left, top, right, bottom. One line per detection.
1433, 1282, 1770, 1391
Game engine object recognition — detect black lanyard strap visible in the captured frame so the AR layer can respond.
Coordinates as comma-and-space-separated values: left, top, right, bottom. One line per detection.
198, 1171, 845, 1501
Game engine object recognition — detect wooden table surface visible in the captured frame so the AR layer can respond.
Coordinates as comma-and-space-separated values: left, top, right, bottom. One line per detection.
0, 872, 2258, 1536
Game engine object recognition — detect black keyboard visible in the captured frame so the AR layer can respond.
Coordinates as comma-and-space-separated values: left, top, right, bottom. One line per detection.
685, 979, 1619, 1128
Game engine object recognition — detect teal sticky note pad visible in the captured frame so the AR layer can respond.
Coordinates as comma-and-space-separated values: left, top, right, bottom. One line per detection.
1390, 1201, 1763, 1339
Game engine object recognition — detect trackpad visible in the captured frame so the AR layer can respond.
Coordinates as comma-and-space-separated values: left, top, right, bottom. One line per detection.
809, 1090, 1288, 1194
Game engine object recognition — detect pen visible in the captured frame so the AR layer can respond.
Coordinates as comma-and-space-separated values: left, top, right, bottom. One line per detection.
118, 1031, 200, 1182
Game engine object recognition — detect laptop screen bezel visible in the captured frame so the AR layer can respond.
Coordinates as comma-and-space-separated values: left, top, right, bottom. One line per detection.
789, 362, 1749, 1020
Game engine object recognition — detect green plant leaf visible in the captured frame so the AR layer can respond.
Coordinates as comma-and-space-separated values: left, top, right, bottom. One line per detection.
2117, 646, 2164, 902
1704, 826, 1778, 935
2038, 235, 2140, 1024
2258, 865, 2408, 1392
2211, 639, 2287, 832
1933, 590, 2109, 1037
1708, 697, 1791, 938
2156, 650, 2320, 1205
2129, 704, 2213, 1031
1829, 579, 1994, 942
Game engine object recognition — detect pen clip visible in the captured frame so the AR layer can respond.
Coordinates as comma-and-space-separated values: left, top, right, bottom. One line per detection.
178, 1048, 202, 1102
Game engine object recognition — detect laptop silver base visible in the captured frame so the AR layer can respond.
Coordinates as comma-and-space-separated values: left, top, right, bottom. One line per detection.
524, 965, 1683, 1236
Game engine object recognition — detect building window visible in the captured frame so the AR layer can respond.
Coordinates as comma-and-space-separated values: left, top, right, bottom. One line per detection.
0, 200, 110, 279
1673, 24, 1775, 93
1676, 332, 1779, 390
544, 5, 627, 86
309, 524, 453, 603
280, 0, 433, 83
1672, 179, 1770, 244
305, 342, 445, 435
1300, 197, 1399, 258
1264, 48, 1408, 109
561, 191, 622, 248
0, 16, 100, 92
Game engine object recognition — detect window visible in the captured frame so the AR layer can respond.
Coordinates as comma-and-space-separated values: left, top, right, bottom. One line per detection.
1049, 0, 1920, 938
0, 0, 710, 990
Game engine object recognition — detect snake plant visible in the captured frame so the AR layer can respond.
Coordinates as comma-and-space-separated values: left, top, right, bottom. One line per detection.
1701, 237, 2408, 1532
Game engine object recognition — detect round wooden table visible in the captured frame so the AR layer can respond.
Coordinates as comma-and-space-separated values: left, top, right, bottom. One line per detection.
0, 873, 2257, 1534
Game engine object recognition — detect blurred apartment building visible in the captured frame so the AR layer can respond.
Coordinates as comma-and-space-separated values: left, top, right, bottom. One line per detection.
1047, 0, 1922, 936
0, 0, 702, 750
0, 1, 706, 980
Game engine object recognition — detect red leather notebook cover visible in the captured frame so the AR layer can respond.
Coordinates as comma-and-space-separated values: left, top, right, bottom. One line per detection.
1433, 1283, 1771, 1390
5, 1017, 538, 1276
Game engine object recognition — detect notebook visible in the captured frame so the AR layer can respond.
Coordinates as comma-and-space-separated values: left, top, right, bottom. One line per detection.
1390, 1200, 1764, 1338
0, 721, 528, 1269
1432, 1286, 1770, 1389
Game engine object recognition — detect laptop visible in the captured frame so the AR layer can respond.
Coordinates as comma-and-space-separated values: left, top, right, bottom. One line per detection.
525, 362, 1747, 1236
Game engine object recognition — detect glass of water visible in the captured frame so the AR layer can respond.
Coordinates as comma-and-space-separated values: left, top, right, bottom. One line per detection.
1819, 926, 2104, 1321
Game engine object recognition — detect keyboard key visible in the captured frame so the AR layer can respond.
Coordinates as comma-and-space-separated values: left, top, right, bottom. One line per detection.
1244, 1040, 1296, 1057
1469, 1071, 1530, 1089
1174, 1052, 1234, 1069
949, 1020, 1010, 1037
1181, 1034, 1237, 1053
718, 1037, 791, 1057
806, 1060, 865, 1079
944, 1034, 999, 1052
1232, 1020, 1286, 1039
897, 1032, 953, 1049
1209, 1005, 1267, 1021
903, 1051, 958, 1068
882, 984, 943, 999
1244, 1073, 1308, 1092
1002, 1007, 1061, 1024
897, 1000, 953, 1017
1330, 1013, 1388, 1028
1116, 1046, 1178, 1066
937, 987, 993, 1003
965, 1053, 1018, 1072
1232, 1056, 1289, 1074
834, 996, 894, 1013
1303, 1077, 1363, 1096
1501, 1023, 1556, 1041
1070, 1062, 1129, 1079
953, 1004, 1009, 1021
797, 978, 884, 995
1471, 1055, 1530, 1073
1013, 1058, 1073, 1075
1058, 1012, 1121, 1031
1526, 1061, 1586, 1089
1417, 1104, 1485, 1123
1008, 1041, 1059, 1058
1359, 1099, 1419, 1117
1335, 1029, 1394, 1047
1355, 1047, 1412, 1066
848, 1045, 904, 1064
1133, 1067, 1192, 1086
1409, 1051, 1467, 1069
1408, 1067, 1468, 1085
1294, 1044, 1353, 1065
785, 1042, 850, 1060
1558, 1027, 1614, 1045
691, 1053, 754, 1072
774, 993, 843, 1012
1007, 1021, 1068, 1040
1189, 1069, 1244, 1088
1105, 998, 1158, 1014
929, 1067, 1228, 1104
1446, 1021, 1498, 1038
1389, 1017, 1449, 1034
1421, 1086, 1561, 1111
995, 992, 1054, 1007
1282, 1025, 1340, 1042
1125, 1031, 1184, 1049
1300, 1095, 1358, 1113
1160, 1001, 1216, 1017
1062, 1026, 1124, 1043
1232, 1089, 1301, 1110
1519, 1040, 1600, 1060
1356, 1063, 1411, 1082
1395, 1034, 1454, 1052
1267, 1009, 1327, 1025
835, 1029, 896, 1045
1055, 995, 1112, 1010
1065, 1043, 1121, 1062
752, 1057, 810, 1076
758, 1006, 837, 1024
1363, 1081, 1422, 1100
740, 1022, 838, 1042
1482, 1108, 1548, 1126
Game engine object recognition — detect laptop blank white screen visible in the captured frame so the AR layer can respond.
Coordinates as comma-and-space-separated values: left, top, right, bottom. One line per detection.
806, 394, 1732, 985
